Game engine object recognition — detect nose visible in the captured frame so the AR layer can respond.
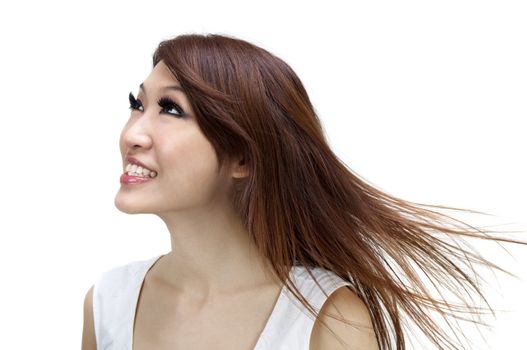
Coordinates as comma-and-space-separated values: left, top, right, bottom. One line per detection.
121, 115, 153, 152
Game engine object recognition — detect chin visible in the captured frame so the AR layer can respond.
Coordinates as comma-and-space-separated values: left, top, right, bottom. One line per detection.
114, 195, 152, 214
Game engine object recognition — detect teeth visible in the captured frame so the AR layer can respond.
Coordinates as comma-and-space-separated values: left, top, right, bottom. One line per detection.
125, 163, 157, 178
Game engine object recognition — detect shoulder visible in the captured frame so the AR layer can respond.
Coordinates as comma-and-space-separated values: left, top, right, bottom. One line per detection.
96, 255, 161, 287
83, 284, 94, 312
310, 286, 379, 350
82, 285, 97, 350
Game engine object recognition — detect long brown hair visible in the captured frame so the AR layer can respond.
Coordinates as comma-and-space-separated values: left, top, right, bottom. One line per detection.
150, 33, 525, 350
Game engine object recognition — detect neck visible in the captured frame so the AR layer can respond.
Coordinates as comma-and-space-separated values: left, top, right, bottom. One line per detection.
153, 205, 278, 301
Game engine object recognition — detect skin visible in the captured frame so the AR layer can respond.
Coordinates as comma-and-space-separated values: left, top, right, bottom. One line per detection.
114, 60, 277, 302
82, 60, 378, 350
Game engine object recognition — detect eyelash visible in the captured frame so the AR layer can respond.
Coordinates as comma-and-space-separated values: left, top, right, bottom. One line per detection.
128, 92, 186, 118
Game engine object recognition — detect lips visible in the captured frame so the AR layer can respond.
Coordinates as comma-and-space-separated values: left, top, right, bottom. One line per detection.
120, 172, 154, 184
126, 156, 156, 172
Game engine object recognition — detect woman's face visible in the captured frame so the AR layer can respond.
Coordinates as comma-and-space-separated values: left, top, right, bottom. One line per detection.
114, 60, 236, 216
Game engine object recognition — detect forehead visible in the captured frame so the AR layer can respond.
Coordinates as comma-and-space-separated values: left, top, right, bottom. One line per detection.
143, 60, 180, 87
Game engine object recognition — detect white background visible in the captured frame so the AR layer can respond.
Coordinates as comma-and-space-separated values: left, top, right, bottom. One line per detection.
0, 1, 525, 349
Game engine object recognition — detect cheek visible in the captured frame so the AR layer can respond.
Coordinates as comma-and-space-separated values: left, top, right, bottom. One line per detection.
163, 133, 221, 200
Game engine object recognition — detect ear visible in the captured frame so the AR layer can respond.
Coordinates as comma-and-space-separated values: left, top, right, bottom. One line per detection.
231, 156, 249, 179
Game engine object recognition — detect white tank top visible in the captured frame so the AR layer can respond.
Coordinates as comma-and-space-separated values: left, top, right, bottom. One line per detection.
92, 254, 353, 350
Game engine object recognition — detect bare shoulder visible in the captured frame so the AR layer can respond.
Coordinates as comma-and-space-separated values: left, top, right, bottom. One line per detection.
82, 285, 97, 350
310, 286, 379, 350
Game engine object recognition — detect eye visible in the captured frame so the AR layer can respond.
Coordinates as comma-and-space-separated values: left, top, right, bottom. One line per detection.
128, 92, 186, 118
128, 92, 144, 112
157, 96, 186, 118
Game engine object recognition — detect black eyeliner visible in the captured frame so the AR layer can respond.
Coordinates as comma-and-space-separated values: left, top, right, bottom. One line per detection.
157, 96, 186, 117
128, 91, 185, 118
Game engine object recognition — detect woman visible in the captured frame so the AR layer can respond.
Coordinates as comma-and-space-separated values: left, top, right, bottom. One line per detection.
81, 33, 524, 350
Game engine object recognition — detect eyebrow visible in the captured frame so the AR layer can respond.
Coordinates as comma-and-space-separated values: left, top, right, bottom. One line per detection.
139, 82, 185, 94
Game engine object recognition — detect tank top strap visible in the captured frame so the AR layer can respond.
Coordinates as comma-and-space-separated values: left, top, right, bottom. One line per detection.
92, 254, 163, 350
255, 265, 353, 350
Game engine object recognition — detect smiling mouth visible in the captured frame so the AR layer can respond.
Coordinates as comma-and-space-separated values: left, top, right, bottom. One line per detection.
120, 172, 157, 185
124, 163, 158, 178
